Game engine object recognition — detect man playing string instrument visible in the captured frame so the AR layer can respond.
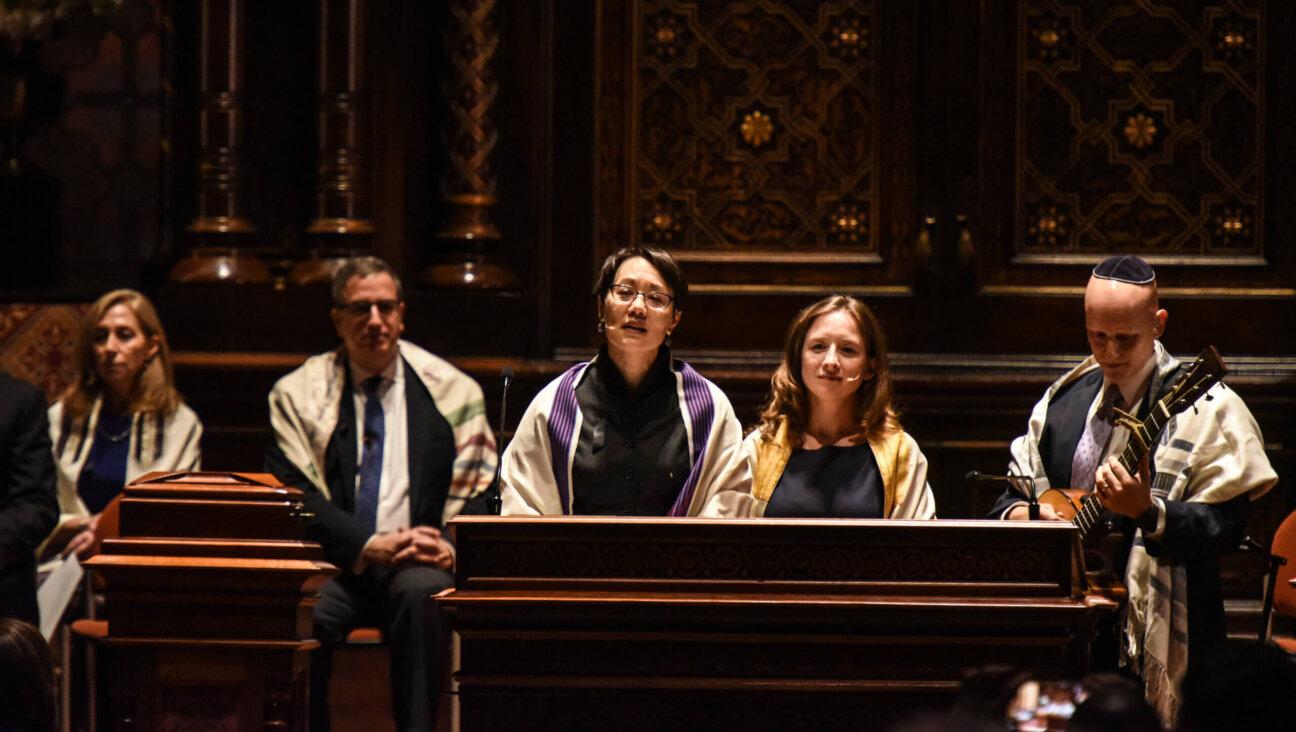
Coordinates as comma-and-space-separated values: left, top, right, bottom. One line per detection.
991, 255, 1277, 723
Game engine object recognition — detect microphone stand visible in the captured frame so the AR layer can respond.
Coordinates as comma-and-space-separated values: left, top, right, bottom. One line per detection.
966, 471, 1038, 519
1015, 474, 1040, 520
485, 367, 513, 515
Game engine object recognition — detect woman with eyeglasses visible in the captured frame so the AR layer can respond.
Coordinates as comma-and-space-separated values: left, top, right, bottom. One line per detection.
41, 289, 202, 561
500, 246, 752, 516
743, 295, 935, 519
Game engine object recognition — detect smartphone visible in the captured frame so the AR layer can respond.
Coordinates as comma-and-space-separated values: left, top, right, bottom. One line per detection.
1006, 679, 1087, 731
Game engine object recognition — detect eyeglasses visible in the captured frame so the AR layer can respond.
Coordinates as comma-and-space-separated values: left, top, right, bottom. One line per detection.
608, 284, 674, 311
337, 299, 399, 318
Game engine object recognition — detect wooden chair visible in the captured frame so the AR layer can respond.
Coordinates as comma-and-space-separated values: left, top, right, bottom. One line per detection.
327, 627, 395, 732
1269, 508, 1296, 653
326, 626, 454, 731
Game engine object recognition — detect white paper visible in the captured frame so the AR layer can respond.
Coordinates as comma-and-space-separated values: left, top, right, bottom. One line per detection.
37, 554, 84, 641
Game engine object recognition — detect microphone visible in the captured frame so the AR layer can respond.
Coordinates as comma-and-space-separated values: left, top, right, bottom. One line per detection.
842, 368, 876, 382
965, 471, 1040, 519
486, 367, 514, 515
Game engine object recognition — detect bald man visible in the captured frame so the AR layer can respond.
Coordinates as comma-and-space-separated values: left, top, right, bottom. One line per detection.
990, 256, 1276, 721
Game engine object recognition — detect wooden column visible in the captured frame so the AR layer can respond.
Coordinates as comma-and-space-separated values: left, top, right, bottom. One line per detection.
290, 0, 373, 285
424, 0, 518, 289
170, 0, 269, 283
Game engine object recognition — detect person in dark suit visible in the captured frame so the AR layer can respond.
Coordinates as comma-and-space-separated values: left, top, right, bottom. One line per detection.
264, 257, 496, 732
990, 256, 1277, 722
0, 372, 58, 624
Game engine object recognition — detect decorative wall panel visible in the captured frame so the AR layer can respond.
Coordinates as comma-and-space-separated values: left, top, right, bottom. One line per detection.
597, 0, 914, 293
0, 304, 85, 401
1017, 0, 1264, 263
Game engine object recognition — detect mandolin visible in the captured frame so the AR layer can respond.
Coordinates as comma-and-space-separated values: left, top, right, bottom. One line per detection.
1037, 346, 1227, 541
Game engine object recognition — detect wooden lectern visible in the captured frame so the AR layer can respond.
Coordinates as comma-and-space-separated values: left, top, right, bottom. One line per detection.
80, 472, 337, 731
439, 517, 1117, 730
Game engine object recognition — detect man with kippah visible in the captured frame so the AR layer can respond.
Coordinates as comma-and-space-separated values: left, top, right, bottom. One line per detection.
990, 255, 1277, 722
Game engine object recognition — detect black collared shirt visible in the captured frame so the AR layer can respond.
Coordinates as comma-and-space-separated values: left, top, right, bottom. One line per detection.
571, 345, 691, 515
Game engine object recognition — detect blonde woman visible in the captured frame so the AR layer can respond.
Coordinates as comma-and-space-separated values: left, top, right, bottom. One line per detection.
43, 289, 201, 559
744, 295, 935, 519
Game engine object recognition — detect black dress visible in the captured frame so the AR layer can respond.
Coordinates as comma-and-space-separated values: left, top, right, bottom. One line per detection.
764, 443, 884, 518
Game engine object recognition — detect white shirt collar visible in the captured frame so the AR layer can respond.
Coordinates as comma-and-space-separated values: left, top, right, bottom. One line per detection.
1104, 350, 1157, 409
349, 356, 400, 392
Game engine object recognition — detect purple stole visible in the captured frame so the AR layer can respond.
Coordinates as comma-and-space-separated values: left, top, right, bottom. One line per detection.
545, 359, 715, 516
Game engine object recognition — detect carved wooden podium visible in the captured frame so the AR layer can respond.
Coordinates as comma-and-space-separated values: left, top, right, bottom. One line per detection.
80, 472, 337, 731
439, 517, 1117, 730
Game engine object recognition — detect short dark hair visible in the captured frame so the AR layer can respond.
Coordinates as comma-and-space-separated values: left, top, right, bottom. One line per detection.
0, 618, 55, 732
332, 256, 404, 306
594, 246, 688, 311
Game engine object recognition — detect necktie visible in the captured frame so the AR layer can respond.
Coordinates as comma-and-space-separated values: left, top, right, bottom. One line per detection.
354, 375, 385, 530
1070, 384, 1122, 492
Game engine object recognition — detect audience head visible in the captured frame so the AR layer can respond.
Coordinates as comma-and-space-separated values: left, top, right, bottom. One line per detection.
593, 246, 685, 357
0, 618, 56, 732
1084, 255, 1167, 385
887, 665, 1029, 732
66, 288, 179, 419
950, 664, 1033, 724
1069, 671, 1161, 732
331, 256, 406, 375
758, 294, 896, 443
1175, 639, 1295, 732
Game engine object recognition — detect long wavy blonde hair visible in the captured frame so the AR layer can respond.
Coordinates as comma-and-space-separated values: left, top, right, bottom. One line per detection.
60, 289, 182, 422
756, 295, 899, 446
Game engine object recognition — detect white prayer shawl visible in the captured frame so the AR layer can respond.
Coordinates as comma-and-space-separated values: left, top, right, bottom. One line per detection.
268, 340, 497, 523
500, 357, 753, 517
741, 417, 936, 519
1008, 342, 1275, 722
42, 398, 202, 559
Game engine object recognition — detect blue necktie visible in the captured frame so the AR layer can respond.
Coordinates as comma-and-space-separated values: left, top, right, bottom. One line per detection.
354, 375, 385, 530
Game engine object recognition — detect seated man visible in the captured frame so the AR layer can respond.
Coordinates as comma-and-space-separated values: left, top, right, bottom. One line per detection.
265, 257, 496, 731
991, 256, 1277, 722
0, 372, 58, 624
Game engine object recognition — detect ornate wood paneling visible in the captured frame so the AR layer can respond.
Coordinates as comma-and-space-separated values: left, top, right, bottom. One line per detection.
444, 517, 1113, 730
0, 304, 84, 400
466, 532, 1064, 587
1018, 1, 1264, 263
977, 0, 1296, 306
595, 0, 916, 294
